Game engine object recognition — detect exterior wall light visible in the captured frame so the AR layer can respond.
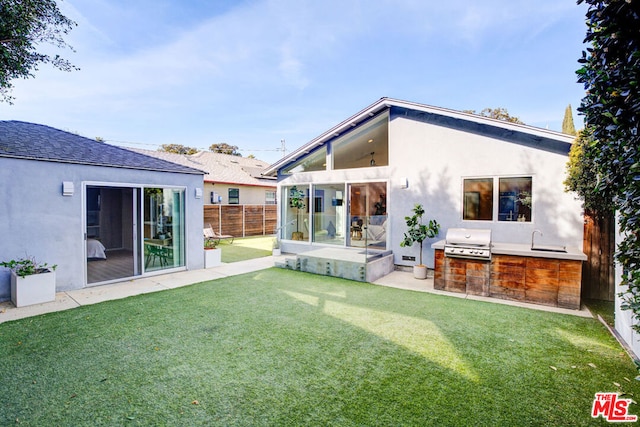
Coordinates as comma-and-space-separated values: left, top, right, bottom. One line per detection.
62, 181, 74, 196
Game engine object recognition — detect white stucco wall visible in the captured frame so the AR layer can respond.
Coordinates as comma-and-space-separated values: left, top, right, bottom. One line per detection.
0, 157, 204, 300
614, 215, 640, 358
204, 182, 276, 205
276, 112, 584, 269
389, 115, 584, 267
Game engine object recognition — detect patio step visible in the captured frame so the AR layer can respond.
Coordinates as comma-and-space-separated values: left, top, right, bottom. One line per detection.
275, 256, 300, 271
274, 248, 394, 282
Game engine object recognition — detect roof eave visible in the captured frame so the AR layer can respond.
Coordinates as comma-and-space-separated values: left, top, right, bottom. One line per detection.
262, 97, 576, 176
0, 154, 206, 175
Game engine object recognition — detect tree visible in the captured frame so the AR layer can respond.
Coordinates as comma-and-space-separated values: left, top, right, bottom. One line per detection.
463, 108, 524, 124
209, 143, 242, 156
564, 129, 614, 214
158, 144, 198, 155
0, 0, 78, 103
399, 204, 440, 267
576, 0, 640, 327
562, 104, 577, 136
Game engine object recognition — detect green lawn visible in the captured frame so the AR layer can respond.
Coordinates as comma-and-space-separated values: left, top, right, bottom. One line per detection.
218, 235, 273, 263
584, 299, 615, 328
1, 269, 638, 426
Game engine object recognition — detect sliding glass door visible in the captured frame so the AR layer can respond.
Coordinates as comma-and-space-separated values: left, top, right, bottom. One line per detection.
348, 182, 387, 249
86, 184, 186, 285
311, 184, 346, 246
143, 188, 185, 272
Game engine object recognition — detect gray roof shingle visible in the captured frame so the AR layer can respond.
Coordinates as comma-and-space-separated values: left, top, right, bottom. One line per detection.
0, 121, 205, 175
128, 148, 276, 187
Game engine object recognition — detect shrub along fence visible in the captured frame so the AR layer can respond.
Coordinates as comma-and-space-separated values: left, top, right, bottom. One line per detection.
204, 205, 277, 238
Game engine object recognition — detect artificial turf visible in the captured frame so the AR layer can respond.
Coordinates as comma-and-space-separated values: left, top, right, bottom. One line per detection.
218, 236, 273, 263
0, 268, 637, 426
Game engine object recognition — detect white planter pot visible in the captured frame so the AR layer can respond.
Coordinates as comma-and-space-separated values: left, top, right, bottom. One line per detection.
272, 248, 281, 257
204, 249, 221, 268
11, 270, 56, 307
413, 265, 428, 280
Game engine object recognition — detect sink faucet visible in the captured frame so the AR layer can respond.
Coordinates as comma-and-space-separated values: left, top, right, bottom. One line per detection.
531, 230, 542, 248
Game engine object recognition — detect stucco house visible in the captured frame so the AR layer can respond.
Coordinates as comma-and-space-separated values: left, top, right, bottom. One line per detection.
0, 121, 206, 300
263, 98, 584, 271
129, 149, 276, 206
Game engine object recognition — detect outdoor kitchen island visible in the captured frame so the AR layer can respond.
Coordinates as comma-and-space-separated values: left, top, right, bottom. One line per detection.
432, 240, 587, 310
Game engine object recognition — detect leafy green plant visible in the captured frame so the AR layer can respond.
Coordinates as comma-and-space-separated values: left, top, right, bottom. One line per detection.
289, 186, 306, 233
0, 256, 57, 278
576, 0, 640, 329
399, 204, 440, 266
204, 238, 218, 250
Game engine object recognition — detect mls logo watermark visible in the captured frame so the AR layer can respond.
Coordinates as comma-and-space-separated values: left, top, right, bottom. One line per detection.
592, 392, 638, 422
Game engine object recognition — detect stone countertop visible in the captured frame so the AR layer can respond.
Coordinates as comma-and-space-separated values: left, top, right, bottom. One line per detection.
431, 240, 587, 261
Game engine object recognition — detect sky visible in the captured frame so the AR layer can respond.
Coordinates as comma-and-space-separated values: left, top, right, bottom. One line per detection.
1, 0, 589, 164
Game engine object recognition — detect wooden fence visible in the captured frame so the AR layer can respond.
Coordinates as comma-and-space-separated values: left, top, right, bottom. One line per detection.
582, 210, 616, 301
204, 204, 277, 238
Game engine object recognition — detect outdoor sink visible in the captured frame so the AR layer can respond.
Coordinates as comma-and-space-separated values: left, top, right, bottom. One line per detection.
531, 244, 567, 253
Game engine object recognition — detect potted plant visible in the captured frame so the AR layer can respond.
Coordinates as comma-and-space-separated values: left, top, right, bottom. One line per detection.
0, 256, 57, 307
289, 186, 306, 241
400, 204, 440, 279
272, 237, 281, 256
204, 237, 221, 268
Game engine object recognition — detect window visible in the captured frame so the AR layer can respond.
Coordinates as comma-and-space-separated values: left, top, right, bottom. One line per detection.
498, 177, 532, 222
312, 184, 345, 246
332, 112, 389, 170
265, 190, 276, 205
462, 176, 532, 222
463, 178, 493, 220
282, 185, 309, 240
143, 188, 185, 272
282, 146, 327, 175
228, 188, 239, 204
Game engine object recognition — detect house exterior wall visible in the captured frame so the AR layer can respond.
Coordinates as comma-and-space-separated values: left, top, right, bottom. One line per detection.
204, 182, 276, 205
389, 113, 584, 267
276, 112, 584, 269
0, 157, 204, 301
614, 215, 640, 359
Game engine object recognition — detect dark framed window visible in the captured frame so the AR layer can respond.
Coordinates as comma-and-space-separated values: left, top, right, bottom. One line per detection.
463, 178, 493, 221
228, 188, 239, 204
498, 177, 532, 222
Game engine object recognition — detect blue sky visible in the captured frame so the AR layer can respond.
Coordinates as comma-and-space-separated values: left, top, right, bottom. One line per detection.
1, 0, 588, 164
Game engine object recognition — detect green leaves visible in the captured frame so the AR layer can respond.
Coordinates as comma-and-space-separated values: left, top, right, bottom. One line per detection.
577, 0, 640, 330
0, 0, 78, 103
0, 256, 56, 278
399, 204, 440, 265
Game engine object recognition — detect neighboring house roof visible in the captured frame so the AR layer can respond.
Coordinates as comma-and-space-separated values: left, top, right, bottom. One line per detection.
128, 148, 276, 187
0, 121, 205, 175
263, 97, 576, 176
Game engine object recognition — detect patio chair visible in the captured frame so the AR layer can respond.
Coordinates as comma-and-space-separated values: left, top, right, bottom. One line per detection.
204, 224, 234, 244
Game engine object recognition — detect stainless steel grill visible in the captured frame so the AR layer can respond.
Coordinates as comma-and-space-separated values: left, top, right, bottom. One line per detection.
444, 228, 492, 260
